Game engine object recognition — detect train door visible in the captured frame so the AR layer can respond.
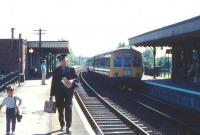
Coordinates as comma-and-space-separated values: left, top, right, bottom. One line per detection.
123, 54, 132, 77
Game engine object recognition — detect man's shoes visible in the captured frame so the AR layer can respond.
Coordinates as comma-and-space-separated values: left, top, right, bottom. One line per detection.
5, 132, 10, 135
60, 126, 64, 131
66, 127, 71, 134
11, 132, 15, 135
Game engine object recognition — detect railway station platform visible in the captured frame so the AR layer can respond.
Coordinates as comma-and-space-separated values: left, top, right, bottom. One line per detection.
0, 78, 95, 135
141, 75, 200, 113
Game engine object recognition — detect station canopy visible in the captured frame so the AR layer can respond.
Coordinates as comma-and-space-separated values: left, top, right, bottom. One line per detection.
27, 41, 69, 53
129, 16, 200, 47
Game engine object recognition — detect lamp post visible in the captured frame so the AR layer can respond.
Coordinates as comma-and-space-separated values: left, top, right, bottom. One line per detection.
29, 48, 41, 75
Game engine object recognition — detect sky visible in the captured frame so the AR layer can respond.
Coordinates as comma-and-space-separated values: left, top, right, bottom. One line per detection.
0, 0, 200, 57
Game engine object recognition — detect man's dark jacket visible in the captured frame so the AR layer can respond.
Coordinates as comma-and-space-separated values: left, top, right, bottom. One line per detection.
50, 66, 78, 98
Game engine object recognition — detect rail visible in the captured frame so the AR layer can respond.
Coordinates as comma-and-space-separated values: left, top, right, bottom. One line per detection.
75, 71, 150, 135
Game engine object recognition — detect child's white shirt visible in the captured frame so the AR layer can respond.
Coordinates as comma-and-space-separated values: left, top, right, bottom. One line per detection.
1, 95, 21, 108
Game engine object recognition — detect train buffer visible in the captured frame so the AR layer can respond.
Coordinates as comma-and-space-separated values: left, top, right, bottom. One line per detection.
0, 78, 95, 135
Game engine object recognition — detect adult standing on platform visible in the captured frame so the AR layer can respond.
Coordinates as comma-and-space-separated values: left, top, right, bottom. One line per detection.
50, 54, 78, 133
40, 60, 47, 85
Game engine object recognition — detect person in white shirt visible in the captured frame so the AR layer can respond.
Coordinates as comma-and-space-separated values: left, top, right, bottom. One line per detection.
40, 60, 47, 85
0, 85, 22, 135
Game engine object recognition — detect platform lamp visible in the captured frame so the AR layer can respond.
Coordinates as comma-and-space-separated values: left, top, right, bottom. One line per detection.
29, 48, 40, 58
29, 48, 34, 53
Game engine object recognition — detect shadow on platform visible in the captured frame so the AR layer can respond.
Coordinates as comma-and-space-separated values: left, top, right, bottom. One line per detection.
33, 129, 71, 135
26, 73, 52, 80
25, 84, 44, 87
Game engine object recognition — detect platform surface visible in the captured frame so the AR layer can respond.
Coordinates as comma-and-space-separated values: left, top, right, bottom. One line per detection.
0, 78, 95, 135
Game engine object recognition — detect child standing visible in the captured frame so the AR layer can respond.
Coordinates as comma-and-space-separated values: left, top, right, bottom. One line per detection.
0, 85, 22, 135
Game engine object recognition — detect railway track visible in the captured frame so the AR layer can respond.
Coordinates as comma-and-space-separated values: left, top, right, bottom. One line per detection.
116, 83, 200, 135
75, 72, 152, 135
75, 68, 200, 135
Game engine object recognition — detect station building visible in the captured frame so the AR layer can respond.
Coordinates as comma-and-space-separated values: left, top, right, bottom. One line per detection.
0, 39, 27, 75
27, 41, 69, 77
0, 38, 69, 79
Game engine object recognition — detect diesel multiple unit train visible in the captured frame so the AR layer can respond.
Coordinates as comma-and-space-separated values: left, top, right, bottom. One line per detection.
87, 48, 143, 87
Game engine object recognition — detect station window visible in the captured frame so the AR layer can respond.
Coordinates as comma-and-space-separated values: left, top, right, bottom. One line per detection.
114, 56, 122, 67
180, 50, 184, 60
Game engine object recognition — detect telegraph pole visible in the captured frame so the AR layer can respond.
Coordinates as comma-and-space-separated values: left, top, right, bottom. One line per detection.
34, 28, 46, 61
18, 33, 21, 86
11, 28, 15, 50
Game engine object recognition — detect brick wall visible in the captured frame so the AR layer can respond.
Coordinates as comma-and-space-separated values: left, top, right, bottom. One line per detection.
0, 39, 27, 74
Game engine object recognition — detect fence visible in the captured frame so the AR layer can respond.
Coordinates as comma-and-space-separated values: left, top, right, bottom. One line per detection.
0, 72, 19, 93
144, 66, 171, 78
160, 68, 171, 77
144, 66, 161, 76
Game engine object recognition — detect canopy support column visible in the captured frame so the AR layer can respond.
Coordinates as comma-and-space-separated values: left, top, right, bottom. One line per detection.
153, 46, 156, 79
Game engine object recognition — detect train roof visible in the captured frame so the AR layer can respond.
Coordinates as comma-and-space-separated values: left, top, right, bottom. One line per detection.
86, 48, 142, 62
95, 48, 141, 57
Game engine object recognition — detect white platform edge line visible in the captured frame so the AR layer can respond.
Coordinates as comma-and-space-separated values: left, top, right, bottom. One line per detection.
145, 81, 200, 96
73, 97, 96, 135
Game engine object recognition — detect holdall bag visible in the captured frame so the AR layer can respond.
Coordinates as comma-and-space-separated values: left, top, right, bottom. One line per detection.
14, 96, 23, 122
16, 108, 22, 122
44, 100, 56, 113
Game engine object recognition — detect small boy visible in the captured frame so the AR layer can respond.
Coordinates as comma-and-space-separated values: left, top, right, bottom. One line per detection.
0, 85, 22, 135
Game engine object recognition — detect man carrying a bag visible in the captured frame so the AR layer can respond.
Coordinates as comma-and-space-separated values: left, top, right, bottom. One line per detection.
49, 54, 78, 133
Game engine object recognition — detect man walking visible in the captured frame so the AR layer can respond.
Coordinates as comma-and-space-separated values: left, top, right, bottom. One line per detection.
40, 60, 47, 85
50, 54, 78, 133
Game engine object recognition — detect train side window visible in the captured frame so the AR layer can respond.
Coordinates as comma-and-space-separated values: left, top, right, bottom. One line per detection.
108, 58, 110, 68
133, 57, 140, 67
114, 56, 122, 67
105, 58, 108, 68
100, 59, 102, 67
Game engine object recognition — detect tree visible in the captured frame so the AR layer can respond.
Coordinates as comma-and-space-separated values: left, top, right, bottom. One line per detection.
117, 42, 128, 48
157, 56, 172, 70
67, 48, 78, 65
142, 48, 154, 68
67, 47, 89, 66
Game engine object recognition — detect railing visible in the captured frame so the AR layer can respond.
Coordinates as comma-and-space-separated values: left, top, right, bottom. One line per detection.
160, 68, 171, 77
144, 66, 171, 78
144, 66, 161, 76
0, 72, 19, 93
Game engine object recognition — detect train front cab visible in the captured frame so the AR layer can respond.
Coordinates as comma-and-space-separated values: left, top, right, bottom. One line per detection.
109, 49, 143, 89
